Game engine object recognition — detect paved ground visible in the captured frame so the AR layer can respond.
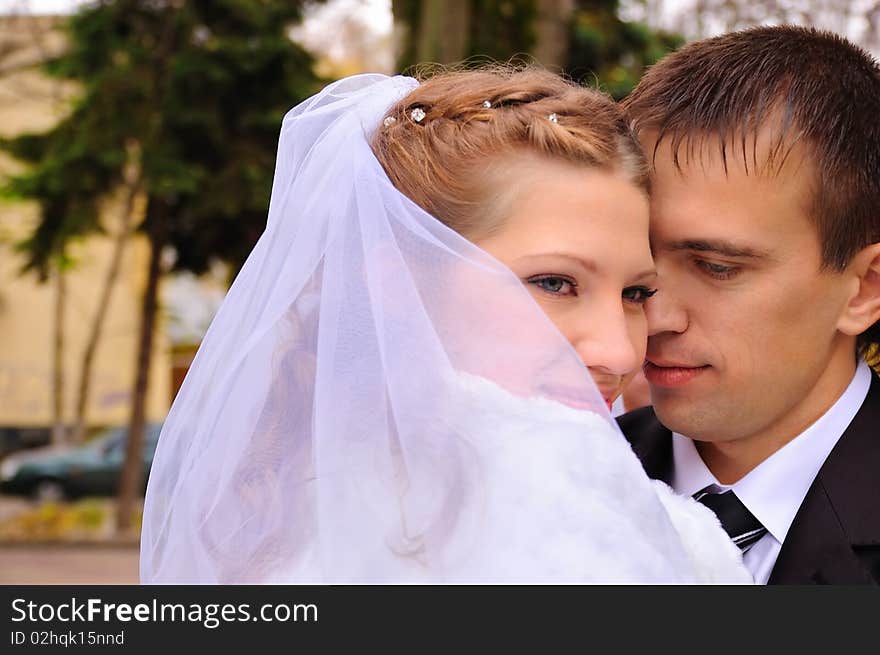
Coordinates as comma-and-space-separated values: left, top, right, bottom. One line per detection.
0, 545, 139, 584
0, 493, 142, 584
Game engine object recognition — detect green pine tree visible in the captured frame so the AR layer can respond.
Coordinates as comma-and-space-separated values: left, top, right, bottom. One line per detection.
1, 0, 323, 532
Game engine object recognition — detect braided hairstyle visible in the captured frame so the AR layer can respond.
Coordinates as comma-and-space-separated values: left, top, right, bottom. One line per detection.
371, 66, 648, 241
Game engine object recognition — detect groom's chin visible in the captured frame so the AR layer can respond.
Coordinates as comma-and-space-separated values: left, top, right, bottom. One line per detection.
649, 385, 719, 437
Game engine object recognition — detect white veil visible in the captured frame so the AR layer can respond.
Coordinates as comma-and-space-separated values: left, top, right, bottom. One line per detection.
140, 74, 749, 584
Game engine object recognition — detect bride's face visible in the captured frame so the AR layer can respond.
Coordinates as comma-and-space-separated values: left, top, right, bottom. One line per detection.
473, 156, 655, 409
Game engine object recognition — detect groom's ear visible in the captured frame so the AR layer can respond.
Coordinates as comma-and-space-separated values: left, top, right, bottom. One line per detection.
837, 242, 880, 337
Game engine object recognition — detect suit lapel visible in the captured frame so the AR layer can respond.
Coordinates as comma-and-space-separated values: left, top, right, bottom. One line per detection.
769, 371, 880, 585
630, 423, 673, 484
767, 478, 875, 584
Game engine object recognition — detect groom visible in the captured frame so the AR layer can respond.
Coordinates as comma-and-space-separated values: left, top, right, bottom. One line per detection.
618, 26, 880, 584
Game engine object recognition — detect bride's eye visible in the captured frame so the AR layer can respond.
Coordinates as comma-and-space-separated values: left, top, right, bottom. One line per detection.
526, 275, 577, 296
622, 286, 658, 305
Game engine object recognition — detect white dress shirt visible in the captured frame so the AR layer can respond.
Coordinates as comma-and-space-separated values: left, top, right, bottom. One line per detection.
669, 360, 873, 584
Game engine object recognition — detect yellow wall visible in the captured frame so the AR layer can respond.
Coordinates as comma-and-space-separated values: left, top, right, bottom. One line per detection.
0, 16, 169, 427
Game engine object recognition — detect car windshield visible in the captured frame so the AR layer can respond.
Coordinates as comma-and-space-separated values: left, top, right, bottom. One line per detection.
84, 429, 123, 455
83, 424, 162, 457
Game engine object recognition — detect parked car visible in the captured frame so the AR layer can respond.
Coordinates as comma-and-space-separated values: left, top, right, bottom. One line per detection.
0, 423, 163, 501
0, 426, 52, 460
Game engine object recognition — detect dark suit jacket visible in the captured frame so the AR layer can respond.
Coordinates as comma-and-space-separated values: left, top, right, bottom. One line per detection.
617, 371, 880, 585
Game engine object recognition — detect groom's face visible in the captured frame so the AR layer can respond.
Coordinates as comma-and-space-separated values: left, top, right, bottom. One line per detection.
641, 133, 858, 446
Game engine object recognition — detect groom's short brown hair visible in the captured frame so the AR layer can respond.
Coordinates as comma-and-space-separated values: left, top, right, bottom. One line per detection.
621, 25, 880, 353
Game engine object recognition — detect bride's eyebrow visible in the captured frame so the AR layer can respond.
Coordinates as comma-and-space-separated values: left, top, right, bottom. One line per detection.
628, 270, 658, 284
515, 253, 656, 281
513, 252, 598, 272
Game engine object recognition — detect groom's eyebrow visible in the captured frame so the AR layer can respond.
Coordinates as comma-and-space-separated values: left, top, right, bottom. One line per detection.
668, 239, 771, 260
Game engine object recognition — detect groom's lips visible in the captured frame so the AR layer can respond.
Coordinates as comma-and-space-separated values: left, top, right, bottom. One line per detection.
643, 360, 709, 388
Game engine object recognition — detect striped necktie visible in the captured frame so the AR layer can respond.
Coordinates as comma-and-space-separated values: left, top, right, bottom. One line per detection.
694, 489, 767, 553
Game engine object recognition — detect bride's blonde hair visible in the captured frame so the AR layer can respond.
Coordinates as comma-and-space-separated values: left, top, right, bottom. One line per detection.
372, 66, 648, 239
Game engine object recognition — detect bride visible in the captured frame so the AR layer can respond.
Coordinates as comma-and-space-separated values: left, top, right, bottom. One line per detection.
140, 68, 751, 584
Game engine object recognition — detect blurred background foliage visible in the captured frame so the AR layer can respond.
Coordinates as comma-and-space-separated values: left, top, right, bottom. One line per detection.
392, 0, 682, 98
3, 0, 324, 279
0, 498, 134, 542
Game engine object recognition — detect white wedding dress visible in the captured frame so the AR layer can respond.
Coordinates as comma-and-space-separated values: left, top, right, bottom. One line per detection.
265, 372, 752, 584
443, 373, 752, 584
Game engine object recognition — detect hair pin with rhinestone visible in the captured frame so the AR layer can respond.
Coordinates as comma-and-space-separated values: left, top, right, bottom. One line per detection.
548, 112, 558, 123
410, 107, 426, 123
482, 100, 492, 109
383, 116, 397, 127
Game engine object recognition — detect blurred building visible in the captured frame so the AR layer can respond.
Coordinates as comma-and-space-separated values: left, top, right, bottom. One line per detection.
0, 15, 170, 435
163, 266, 227, 401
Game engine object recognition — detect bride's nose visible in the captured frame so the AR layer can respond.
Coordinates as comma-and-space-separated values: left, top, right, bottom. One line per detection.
570, 302, 641, 377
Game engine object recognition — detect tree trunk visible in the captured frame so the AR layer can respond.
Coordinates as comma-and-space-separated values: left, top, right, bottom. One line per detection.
416, 0, 471, 65
116, 206, 164, 534
390, 0, 412, 68
71, 145, 142, 444
50, 265, 67, 445
533, 0, 575, 70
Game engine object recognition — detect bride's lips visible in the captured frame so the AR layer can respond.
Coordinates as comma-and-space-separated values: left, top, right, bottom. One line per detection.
596, 389, 617, 410
643, 360, 709, 388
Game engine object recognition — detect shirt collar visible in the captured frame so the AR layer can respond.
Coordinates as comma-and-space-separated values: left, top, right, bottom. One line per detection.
671, 360, 872, 544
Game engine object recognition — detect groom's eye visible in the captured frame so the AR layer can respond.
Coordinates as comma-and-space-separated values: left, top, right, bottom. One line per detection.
526, 275, 577, 296
693, 258, 740, 280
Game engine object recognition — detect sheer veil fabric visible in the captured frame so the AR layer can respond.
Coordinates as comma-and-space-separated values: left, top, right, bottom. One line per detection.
140, 74, 751, 584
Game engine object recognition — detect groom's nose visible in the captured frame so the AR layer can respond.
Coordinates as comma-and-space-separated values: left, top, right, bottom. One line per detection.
645, 286, 688, 337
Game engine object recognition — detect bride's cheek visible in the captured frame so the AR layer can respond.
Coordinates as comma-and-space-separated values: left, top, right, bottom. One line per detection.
626, 310, 649, 363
